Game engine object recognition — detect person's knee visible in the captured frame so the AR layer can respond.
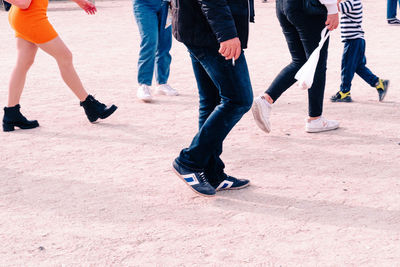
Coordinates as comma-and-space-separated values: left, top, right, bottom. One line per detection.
140, 35, 157, 55
200, 98, 219, 112
64, 49, 73, 63
57, 49, 73, 65
25, 57, 35, 69
17, 55, 35, 70
240, 94, 253, 112
224, 93, 253, 114
292, 58, 306, 69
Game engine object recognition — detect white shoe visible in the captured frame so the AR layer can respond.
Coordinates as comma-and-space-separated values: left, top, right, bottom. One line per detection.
137, 84, 153, 103
155, 84, 179, 96
305, 117, 339, 133
251, 96, 272, 133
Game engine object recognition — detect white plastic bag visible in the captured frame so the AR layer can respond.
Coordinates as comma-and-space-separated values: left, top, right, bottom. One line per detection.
295, 27, 330, 90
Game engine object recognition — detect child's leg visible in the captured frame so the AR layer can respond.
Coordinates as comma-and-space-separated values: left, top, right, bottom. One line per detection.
38, 37, 88, 101
355, 40, 379, 87
8, 38, 38, 107
340, 39, 363, 93
355, 57, 379, 87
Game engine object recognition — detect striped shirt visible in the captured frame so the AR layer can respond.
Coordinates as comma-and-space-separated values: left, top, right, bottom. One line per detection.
339, 0, 364, 41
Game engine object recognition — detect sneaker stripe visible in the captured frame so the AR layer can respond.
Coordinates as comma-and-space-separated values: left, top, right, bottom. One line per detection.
172, 168, 215, 197
216, 180, 233, 190
183, 174, 199, 186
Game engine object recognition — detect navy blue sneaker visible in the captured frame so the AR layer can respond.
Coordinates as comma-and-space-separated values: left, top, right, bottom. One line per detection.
214, 174, 250, 191
375, 79, 389, 102
330, 91, 352, 102
172, 159, 216, 197
388, 18, 400, 25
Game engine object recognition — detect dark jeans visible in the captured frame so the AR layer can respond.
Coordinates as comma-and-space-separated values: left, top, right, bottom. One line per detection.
340, 38, 378, 93
177, 46, 253, 186
265, 0, 329, 117
387, 0, 400, 19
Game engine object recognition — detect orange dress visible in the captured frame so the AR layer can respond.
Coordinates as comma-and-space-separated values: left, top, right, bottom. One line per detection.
8, 0, 58, 44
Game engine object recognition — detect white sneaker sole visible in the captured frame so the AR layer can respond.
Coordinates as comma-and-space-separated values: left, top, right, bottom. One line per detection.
216, 182, 251, 191
155, 89, 179, 96
306, 125, 339, 133
172, 168, 215, 198
137, 96, 152, 103
251, 99, 271, 134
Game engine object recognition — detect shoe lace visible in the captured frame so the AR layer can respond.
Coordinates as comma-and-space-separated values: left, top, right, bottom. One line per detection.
198, 172, 208, 184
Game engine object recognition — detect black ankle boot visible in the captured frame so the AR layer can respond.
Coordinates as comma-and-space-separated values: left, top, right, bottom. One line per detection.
80, 95, 117, 123
3, 104, 39, 132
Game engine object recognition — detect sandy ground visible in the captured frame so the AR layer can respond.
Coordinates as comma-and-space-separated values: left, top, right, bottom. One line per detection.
1, 0, 400, 265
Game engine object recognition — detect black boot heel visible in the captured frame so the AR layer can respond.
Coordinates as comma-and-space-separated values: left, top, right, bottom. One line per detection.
3, 122, 15, 132
80, 95, 118, 123
3, 105, 39, 132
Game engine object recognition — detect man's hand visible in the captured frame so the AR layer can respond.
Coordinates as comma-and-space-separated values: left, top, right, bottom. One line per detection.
219, 37, 241, 60
325, 13, 339, 31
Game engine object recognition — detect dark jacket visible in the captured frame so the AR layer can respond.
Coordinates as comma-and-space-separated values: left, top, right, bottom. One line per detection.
171, 0, 255, 49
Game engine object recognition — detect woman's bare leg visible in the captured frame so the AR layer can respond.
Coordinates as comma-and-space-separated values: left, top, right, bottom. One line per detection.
8, 38, 38, 107
38, 37, 89, 101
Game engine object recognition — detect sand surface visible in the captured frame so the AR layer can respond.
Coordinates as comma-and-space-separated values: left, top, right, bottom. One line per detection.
1, 0, 400, 265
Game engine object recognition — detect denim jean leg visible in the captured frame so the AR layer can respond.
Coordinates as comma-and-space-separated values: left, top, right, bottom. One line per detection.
354, 40, 379, 87
387, 0, 399, 19
356, 57, 379, 87
205, 146, 225, 187
155, 1, 172, 85
189, 53, 221, 129
133, 1, 159, 85
340, 39, 363, 93
188, 53, 225, 184
178, 47, 253, 171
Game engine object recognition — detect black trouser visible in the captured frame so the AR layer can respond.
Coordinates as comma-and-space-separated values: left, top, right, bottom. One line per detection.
265, 0, 329, 117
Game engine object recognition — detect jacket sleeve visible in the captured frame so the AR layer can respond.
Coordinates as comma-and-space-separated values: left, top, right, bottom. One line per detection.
319, 0, 339, 14
197, 0, 238, 43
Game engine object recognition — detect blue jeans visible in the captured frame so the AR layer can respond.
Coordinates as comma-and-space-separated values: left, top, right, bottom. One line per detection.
387, 0, 400, 19
133, 0, 172, 85
340, 39, 378, 93
177, 46, 253, 186
265, 0, 328, 117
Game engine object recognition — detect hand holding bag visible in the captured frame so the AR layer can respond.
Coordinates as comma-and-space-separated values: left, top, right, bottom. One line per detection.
295, 27, 330, 90
303, 0, 327, 15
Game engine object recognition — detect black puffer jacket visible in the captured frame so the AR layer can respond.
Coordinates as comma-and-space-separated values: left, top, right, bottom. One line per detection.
171, 0, 255, 49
